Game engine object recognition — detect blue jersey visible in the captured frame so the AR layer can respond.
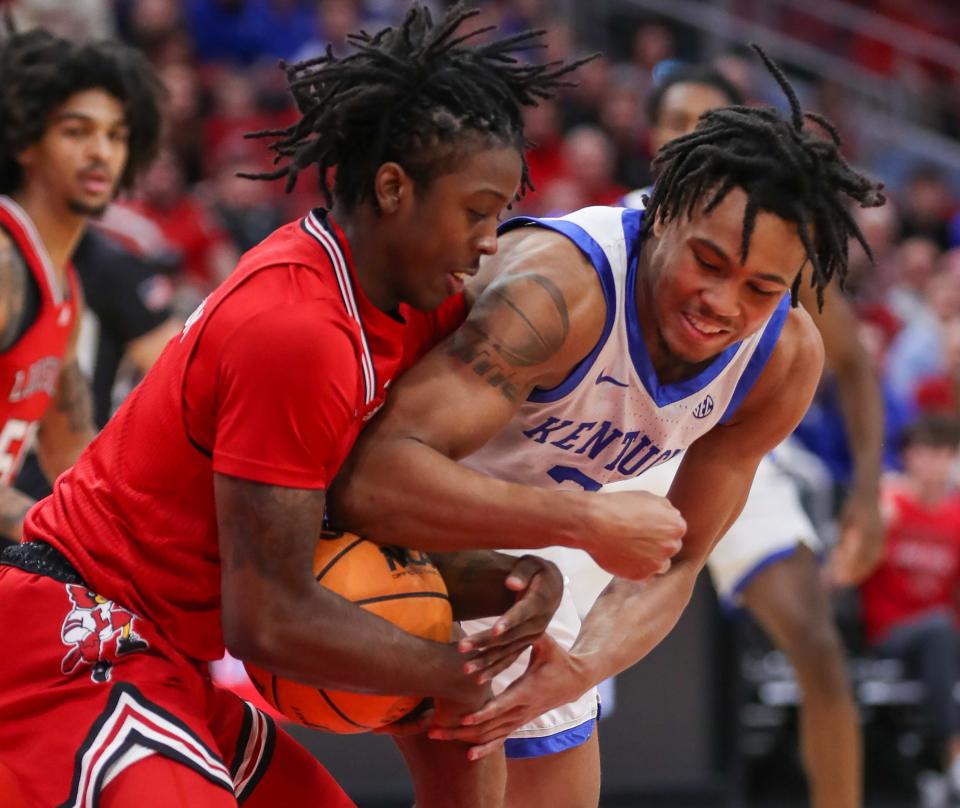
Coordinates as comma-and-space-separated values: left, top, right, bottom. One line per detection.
463, 205, 789, 492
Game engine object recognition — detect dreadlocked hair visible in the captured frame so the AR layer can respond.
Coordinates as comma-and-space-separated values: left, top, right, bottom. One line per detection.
242, 2, 592, 210
0, 21, 164, 195
643, 44, 885, 309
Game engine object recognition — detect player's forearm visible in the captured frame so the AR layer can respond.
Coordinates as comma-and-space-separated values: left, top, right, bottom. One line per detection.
329, 437, 592, 554
227, 582, 475, 700
570, 561, 699, 685
0, 484, 33, 542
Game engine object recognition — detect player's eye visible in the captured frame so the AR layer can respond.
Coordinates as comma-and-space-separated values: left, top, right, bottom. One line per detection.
694, 253, 720, 271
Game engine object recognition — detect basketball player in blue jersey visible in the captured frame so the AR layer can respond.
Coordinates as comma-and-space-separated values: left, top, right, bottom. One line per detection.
609, 64, 885, 808
329, 46, 885, 808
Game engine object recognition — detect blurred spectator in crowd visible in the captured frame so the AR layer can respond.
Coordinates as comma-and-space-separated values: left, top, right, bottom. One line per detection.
184, 0, 314, 65
559, 54, 610, 130
860, 415, 960, 803
522, 99, 566, 206
886, 250, 960, 403
292, 0, 363, 61
209, 148, 286, 253
156, 61, 205, 184
498, 0, 550, 36
552, 125, 628, 208
914, 317, 960, 419
201, 65, 294, 180
120, 148, 239, 308
886, 236, 940, 327
845, 199, 901, 305
599, 75, 650, 190
9, 0, 114, 40
899, 164, 955, 249
814, 78, 860, 162
629, 22, 674, 77
117, 0, 183, 61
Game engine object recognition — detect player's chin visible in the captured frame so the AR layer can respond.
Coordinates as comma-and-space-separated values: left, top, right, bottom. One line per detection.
404, 286, 449, 312
66, 195, 111, 218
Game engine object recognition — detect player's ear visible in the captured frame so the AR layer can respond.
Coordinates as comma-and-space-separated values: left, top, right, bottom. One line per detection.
651, 210, 669, 239
16, 143, 38, 172
373, 162, 413, 216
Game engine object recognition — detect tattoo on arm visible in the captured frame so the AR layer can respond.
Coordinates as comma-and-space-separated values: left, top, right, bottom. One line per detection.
0, 240, 28, 352
0, 485, 33, 541
446, 272, 570, 403
55, 361, 94, 434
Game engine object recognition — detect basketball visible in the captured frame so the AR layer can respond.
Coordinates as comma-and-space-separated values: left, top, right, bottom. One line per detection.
244, 531, 452, 733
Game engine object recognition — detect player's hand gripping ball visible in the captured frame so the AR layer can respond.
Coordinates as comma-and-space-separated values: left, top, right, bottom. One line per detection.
244, 531, 452, 733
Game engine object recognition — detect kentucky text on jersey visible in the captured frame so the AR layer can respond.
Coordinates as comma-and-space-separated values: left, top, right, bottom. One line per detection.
523, 416, 682, 476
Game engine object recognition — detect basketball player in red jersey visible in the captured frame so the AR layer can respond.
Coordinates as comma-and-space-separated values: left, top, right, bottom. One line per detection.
0, 8, 686, 808
0, 28, 162, 552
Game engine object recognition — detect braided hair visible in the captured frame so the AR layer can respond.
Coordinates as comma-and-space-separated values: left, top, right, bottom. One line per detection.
244, 3, 590, 210
643, 45, 885, 308
0, 22, 164, 195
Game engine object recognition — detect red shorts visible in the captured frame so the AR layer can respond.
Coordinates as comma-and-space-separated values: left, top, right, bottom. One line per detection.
0, 564, 355, 807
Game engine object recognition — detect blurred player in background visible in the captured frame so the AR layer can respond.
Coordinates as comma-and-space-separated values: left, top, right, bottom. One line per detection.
0, 6, 682, 807
330, 47, 885, 808
0, 25, 162, 550
614, 63, 886, 808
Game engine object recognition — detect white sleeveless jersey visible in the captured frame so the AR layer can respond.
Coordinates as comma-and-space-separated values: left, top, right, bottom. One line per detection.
463, 205, 790, 491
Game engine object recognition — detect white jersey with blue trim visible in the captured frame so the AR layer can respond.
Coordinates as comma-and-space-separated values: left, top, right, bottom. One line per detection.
462, 205, 790, 491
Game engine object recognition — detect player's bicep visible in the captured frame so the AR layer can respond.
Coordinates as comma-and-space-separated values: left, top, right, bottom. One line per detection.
365, 260, 599, 460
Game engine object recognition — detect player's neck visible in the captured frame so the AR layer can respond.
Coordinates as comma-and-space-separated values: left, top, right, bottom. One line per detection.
334, 206, 400, 312
10, 187, 87, 276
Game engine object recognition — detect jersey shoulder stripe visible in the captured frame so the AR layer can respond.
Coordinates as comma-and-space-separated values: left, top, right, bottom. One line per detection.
302, 211, 376, 406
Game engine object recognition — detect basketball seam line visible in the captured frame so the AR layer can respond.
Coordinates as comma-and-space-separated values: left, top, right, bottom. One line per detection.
314, 538, 366, 582
318, 689, 374, 729
353, 591, 450, 606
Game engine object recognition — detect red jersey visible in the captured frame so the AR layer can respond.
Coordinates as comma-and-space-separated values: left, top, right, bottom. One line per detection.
0, 196, 80, 484
860, 484, 960, 644
25, 210, 465, 661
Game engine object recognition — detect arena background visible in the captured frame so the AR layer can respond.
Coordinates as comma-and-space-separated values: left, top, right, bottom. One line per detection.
7, 0, 960, 805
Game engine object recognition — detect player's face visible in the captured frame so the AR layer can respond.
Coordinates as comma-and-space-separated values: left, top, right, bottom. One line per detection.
644, 186, 803, 365
17, 89, 129, 217
394, 144, 522, 311
650, 83, 733, 154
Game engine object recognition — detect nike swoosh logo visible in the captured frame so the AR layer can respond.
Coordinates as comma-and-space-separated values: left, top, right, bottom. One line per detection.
595, 371, 628, 388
